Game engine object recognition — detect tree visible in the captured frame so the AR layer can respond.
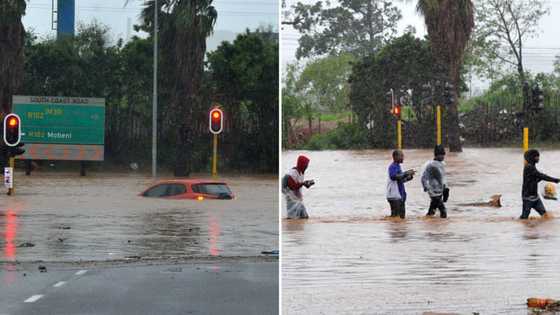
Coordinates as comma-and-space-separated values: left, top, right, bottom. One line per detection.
282, 63, 304, 147
473, 0, 549, 116
297, 53, 354, 113
349, 33, 438, 148
416, 0, 475, 152
207, 29, 279, 172
137, 0, 218, 177
0, 0, 26, 114
289, 0, 402, 59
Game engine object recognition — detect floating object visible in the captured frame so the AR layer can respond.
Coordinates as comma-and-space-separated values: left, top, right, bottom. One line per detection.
544, 183, 557, 200
38, 265, 47, 273
458, 194, 502, 208
17, 242, 35, 248
527, 297, 556, 308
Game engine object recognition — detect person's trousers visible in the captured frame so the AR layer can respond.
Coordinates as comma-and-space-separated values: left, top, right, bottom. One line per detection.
520, 198, 546, 219
427, 196, 447, 218
388, 199, 406, 219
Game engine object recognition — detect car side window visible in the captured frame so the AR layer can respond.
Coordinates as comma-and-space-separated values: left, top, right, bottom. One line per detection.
143, 184, 168, 197
167, 184, 186, 196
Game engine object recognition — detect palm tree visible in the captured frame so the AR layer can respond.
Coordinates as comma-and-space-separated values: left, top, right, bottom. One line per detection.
134, 0, 217, 176
0, 0, 26, 115
415, 0, 474, 152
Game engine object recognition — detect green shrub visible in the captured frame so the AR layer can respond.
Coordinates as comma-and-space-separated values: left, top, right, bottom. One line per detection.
305, 123, 367, 150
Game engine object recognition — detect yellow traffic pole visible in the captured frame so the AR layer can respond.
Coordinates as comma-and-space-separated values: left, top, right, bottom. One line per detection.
523, 127, 529, 152
397, 119, 402, 150
8, 157, 14, 195
436, 105, 442, 145
212, 134, 218, 178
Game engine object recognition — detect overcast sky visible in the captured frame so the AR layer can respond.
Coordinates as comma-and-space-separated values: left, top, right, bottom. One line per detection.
281, 0, 560, 93
23, 0, 278, 49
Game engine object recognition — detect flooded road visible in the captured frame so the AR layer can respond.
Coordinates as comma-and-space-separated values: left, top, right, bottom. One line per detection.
283, 148, 560, 314
0, 173, 277, 263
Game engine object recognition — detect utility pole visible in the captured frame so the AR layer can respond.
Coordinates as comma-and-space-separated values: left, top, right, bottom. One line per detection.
152, 0, 158, 178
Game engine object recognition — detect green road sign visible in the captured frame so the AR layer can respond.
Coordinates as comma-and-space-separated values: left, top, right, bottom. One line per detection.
13, 96, 105, 145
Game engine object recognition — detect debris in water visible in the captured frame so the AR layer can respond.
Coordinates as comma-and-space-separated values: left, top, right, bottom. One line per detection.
458, 194, 502, 208
38, 265, 47, 273
261, 250, 279, 256
125, 255, 141, 260
527, 297, 556, 308
17, 242, 35, 248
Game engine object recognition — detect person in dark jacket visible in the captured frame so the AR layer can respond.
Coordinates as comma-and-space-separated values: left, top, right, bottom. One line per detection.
386, 150, 415, 218
520, 149, 559, 219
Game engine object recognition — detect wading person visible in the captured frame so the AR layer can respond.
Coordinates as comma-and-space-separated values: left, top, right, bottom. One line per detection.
282, 155, 315, 219
421, 145, 449, 218
520, 149, 559, 219
386, 150, 415, 219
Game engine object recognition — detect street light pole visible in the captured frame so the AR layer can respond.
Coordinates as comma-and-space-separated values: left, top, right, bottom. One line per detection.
152, 0, 158, 178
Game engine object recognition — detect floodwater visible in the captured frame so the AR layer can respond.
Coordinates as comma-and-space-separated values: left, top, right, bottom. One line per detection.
0, 173, 277, 263
283, 148, 560, 314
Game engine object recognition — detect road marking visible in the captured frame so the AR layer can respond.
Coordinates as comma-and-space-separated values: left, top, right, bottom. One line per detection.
24, 295, 43, 303
53, 281, 66, 288
75, 270, 87, 276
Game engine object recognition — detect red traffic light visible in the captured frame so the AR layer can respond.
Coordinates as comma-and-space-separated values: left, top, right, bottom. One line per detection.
209, 108, 224, 134
3, 113, 22, 147
391, 105, 402, 118
8, 117, 18, 127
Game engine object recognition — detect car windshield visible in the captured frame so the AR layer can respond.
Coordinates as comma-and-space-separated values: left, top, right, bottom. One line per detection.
192, 183, 231, 196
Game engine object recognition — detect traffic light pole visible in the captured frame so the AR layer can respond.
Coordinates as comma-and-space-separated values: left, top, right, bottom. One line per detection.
7, 157, 14, 195
212, 134, 218, 178
397, 119, 402, 150
523, 127, 529, 153
436, 105, 442, 145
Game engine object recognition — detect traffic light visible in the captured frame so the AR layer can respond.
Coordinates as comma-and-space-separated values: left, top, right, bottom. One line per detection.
209, 108, 223, 134
3, 113, 22, 147
444, 82, 455, 105
532, 85, 544, 110
391, 105, 402, 119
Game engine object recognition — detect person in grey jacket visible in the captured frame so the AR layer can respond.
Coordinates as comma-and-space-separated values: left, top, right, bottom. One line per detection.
421, 145, 449, 218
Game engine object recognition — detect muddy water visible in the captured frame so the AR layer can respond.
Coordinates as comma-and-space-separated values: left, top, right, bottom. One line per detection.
0, 173, 277, 262
283, 148, 560, 314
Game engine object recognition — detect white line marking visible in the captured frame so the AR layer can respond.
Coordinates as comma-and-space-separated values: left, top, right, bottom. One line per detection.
75, 270, 87, 276
53, 281, 66, 288
24, 295, 43, 303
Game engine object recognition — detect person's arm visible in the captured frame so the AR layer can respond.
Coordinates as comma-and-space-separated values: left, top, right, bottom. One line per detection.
389, 165, 407, 182
535, 168, 560, 183
287, 176, 304, 190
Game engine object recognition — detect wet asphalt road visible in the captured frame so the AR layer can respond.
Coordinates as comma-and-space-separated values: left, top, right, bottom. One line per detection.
0, 260, 278, 315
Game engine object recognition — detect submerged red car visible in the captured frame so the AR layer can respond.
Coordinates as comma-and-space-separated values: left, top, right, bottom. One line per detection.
140, 179, 234, 200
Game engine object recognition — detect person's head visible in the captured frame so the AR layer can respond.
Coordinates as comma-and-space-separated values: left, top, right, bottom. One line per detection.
524, 149, 540, 165
392, 149, 404, 163
296, 155, 310, 173
434, 145, 446, 161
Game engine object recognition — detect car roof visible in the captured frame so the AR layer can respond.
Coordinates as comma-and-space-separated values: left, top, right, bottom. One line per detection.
153, 179, 227, 185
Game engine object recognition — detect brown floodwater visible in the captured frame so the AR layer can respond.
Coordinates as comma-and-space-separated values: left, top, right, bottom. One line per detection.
0, 173, 278, 263
283, 148, 560, 314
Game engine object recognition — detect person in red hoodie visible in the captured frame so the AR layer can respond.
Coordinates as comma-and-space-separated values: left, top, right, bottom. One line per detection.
282, 155, 315, 219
